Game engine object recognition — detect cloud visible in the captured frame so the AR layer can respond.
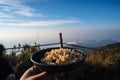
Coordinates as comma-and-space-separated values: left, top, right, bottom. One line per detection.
0, 0, 43, 17
18, 19, 80, 27
0, 0, 82, 28
0, 12, 14, 18
0, 19, 81, 27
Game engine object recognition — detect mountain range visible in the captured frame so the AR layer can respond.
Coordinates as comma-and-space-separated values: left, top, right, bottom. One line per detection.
75, 39, 119, 47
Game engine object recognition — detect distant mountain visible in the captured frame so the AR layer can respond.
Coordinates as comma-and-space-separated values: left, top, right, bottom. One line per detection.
64, 39, 119, 51
99, 42, 120, 53
82, 39, 119, 47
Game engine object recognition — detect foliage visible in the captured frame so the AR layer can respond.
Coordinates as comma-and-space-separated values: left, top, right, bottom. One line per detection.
4, 42, 40, 79
4, 42, 120, 80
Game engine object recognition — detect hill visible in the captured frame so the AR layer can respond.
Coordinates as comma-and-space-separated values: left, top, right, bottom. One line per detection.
100, 42, 120, 53
62, 43, 120, 80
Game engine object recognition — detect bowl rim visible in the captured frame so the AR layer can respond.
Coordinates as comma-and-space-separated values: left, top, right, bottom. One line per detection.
30, 47, 87, 67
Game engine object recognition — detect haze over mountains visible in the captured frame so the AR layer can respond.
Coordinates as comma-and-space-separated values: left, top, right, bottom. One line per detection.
73, 39, 119, 47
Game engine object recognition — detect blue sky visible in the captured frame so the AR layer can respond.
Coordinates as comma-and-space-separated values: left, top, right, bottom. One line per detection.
0, 0, 120, 47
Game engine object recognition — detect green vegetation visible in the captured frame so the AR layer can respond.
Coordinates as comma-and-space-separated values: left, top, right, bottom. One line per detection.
4, 42, 40, 79
4, 43, 120, 80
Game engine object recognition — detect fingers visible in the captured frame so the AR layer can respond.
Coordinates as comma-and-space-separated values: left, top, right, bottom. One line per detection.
31, 72, 65, 80
26, 66, 41, 75
32, 66, 43, 74
31, 71, 60, 80
20, 66, 39, 80
20, 66, 65, 80
31, 66, 65, 80
30, 72, 48, 80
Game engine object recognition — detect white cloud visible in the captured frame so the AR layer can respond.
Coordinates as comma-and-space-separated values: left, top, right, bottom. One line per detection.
0, 0, 81, 28
0, 12, 14, 18
0, 0, 43, 17
0, 19, 80, 27
18, 19, 80, 27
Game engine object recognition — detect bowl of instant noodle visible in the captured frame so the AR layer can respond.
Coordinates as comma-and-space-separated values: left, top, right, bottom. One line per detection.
30, 47, 86, 72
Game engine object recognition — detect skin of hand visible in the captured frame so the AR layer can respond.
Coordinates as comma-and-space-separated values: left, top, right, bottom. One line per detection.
20, 66, 58, 80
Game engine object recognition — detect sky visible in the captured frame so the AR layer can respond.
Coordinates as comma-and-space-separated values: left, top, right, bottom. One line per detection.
0, 0, 120, 47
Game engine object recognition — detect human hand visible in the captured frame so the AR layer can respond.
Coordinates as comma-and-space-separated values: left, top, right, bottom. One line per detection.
20, 66, 61, 80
